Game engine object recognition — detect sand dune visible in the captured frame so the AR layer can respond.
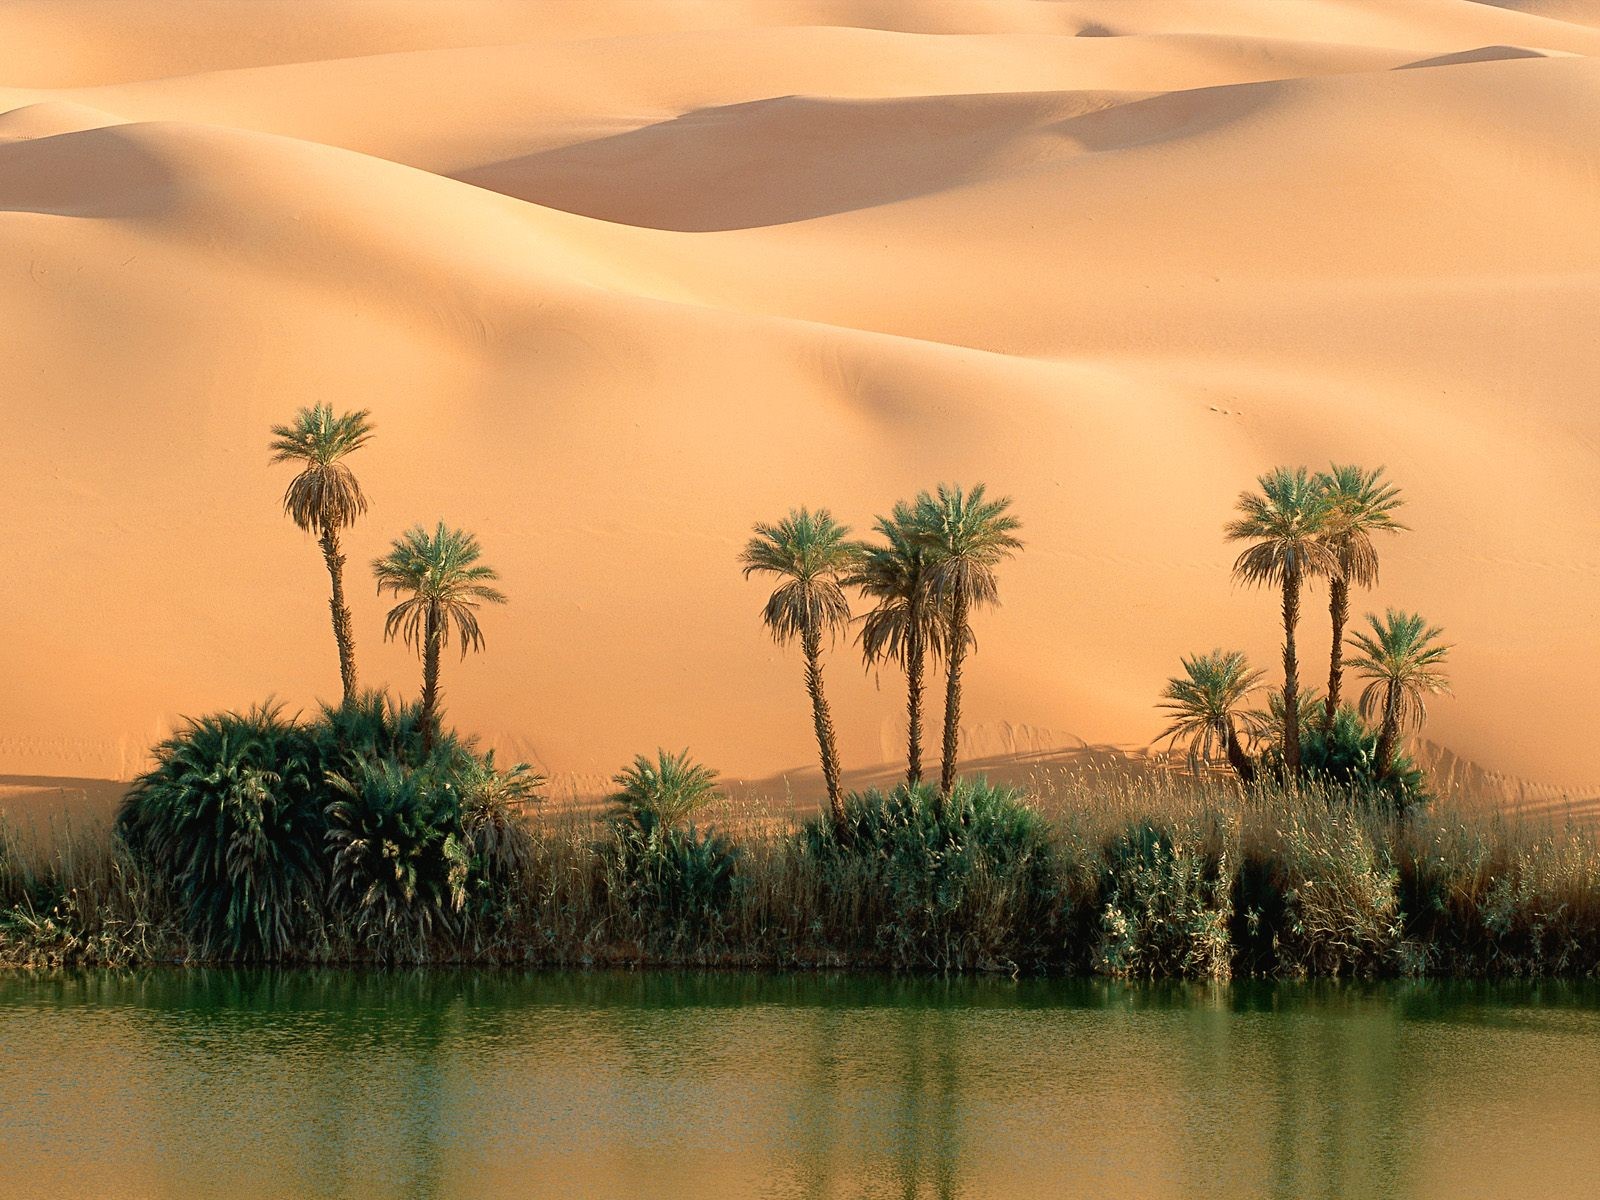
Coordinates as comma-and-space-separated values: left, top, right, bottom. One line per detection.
1, 1, 1596, 802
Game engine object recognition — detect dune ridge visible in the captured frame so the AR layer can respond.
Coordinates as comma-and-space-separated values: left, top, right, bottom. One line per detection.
1, 1, 1595, 802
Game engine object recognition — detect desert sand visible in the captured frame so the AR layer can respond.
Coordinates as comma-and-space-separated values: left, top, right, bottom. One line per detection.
0, 0, 1596, 805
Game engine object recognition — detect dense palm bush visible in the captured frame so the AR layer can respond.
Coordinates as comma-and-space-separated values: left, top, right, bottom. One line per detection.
799, 779, 1065, 972
1297, 706, 1428, 813
325, 756, 472, 960
1096, 820, 1233, 979
604, 751, 739, 949
117, 704, 328, 960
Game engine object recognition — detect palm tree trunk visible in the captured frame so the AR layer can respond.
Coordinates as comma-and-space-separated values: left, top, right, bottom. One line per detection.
1224, 718, 1256, 785
1322, 577, 1348, 734
420, 605, 442, 757
939, 589, 971, 804
1375, 681, 1400, 777
802, 624, 846, 828
1281, 566, 1303, 773
905, 604, 925, 788
319, 526, 359, 705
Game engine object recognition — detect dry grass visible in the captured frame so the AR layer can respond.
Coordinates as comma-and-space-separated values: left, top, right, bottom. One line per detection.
2, 772, 1596, 977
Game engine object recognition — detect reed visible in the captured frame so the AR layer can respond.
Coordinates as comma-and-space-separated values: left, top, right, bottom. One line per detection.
3, 753, 1595, 978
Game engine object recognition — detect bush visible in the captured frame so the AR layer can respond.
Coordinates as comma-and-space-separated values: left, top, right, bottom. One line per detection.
608, 809, 740, 949
1097, 820, 1233, 979
117, 704, 327, 960
799, 780, 1065, 972
1296, 707, 1429, 813
325, 756, 472, 960
1267, 805, 1405, 977
608, 749, 720, 828
603, 750, 738, 949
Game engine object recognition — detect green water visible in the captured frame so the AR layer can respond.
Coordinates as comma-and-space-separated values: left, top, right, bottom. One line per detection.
1, 973, 1596, 1200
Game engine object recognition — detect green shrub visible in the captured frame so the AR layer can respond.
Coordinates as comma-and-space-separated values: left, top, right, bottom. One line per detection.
325, 756, 472, 960
1097, 820, 1233, 979
608, 749, 720, 828
800, 780, 1065, 972
608, 809, 740, 949
1298, 707, 1429, 813
117, 704, 327, 961
311, 690, 471, 775
603, 751, 737, 949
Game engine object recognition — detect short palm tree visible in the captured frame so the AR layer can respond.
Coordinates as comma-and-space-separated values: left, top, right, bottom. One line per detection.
1157, 650, 1268, 783
270, 404, 374, 704
740, 508, 860, 828
845, 502, 962, 788
909, 484, 1023, 801
372, 523, 507, 753
1346, 609, 1451, 775
1315, 464, 1406, 733
1226, 467, 1338, 773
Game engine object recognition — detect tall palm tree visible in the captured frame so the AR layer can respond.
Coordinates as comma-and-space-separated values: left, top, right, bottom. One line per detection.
1226, 467, 1338, 774
909, 484, 1023, 801
269, 404, 374, 704
372, 522, 507, 754
740, 508, 860, 827
845, 502, 963, 788
1315, 464, 1407, 733
1157, 650, 1269, 783
1346, 609, 1451, 775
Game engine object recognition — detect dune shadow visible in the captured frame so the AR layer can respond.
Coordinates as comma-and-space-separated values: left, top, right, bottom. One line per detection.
452, 93, 1060, 231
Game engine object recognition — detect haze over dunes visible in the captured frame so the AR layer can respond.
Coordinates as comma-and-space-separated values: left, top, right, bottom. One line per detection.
1, 0, 1596, 801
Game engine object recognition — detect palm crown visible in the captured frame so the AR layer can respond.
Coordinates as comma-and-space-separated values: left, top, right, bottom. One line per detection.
1346, 609, 1452, 734
269, 404, 374, 535
909, 483, 1023, 607
739, 508, 859, 646
1315, 463, 1407, 588
1226, 466, 1339, 587
846, 503, 963, 669
373, 522, 507, 658
1158, 649, 1269, 762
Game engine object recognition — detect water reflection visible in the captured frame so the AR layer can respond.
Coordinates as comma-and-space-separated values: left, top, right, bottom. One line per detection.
0, 972, 1596, 1199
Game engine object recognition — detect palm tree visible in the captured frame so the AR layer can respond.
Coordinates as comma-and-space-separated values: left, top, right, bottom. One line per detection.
1315, 464, 1406, 732
909, 484, 1023, 800
1157, 650, 1269, 783
269, 404, 374, 704
1226, 467, 1338, 773
845, 502, 963, 788
372, 522, 507, 753
1346, 609, 1451, 775
740, 508, 860, 827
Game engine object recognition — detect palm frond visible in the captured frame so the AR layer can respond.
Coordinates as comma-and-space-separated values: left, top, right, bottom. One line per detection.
372, 523, 508, 659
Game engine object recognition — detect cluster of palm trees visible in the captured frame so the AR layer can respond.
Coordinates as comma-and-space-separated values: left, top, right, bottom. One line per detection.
1160, 464, 1453, 783
739, 485, 1023, 827
270, 412, 1449, 807
270, 405, 505, 747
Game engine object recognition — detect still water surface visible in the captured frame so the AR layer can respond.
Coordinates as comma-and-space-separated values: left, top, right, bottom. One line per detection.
1, 971, 1596, 1200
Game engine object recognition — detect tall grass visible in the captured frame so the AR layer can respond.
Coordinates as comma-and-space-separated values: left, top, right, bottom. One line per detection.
3, 736, 1596, 977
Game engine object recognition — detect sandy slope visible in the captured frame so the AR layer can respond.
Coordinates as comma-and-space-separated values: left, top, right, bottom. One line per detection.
0, 1, 1595, 800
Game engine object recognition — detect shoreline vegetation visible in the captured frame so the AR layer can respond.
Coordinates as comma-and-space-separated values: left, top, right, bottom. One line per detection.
4, 406, 1594, 977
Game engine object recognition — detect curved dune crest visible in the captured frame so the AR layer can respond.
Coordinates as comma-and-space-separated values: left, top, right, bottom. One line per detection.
1, 1, 1597, 801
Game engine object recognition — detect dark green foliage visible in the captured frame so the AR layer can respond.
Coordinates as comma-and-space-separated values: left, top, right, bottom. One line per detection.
310, 690, 469, 773
799, 779, 1064, 972
1231, 850, 1289, 976
325, 757, 471, 959
1298, 706, 1429, 812
117, 704, 328, 961
608, 809, 741, 949
115, 695, 533, 964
